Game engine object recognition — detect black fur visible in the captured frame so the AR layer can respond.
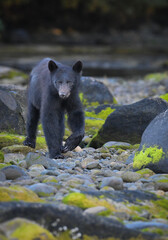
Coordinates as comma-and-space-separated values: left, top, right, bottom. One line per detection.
23, 58, 85, 159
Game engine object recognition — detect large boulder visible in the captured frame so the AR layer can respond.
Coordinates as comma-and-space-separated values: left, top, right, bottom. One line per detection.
133, 109, 168, 173
0, 85, 27, 134
89, 98, 168, 148
80, 77, 115, 105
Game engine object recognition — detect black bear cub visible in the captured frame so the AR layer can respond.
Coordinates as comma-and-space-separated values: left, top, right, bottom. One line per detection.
23, 58, 85, 159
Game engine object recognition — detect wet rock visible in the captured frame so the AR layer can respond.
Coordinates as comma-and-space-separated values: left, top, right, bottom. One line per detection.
0, 85, 27, 134
28, 183, 56, 197
0, 165, 29, 180
89, 98, 168, 148
80, 77, 114, 105
133, 109, 168, 173
81, 157, 94, 168
100, 176, 124, 190
104, 141, 131, 149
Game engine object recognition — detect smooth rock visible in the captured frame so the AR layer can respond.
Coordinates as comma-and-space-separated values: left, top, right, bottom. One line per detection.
86, 161, 101, 169
25, 152, 58, 168
28, 183, 56, 197
0, 165, 28, 180
100, 176, 123, 190
83, 206, 107, 215
121, 171, 141, 182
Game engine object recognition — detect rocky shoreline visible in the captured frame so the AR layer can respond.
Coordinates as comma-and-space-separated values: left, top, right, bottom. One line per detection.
0, 66, 168, 239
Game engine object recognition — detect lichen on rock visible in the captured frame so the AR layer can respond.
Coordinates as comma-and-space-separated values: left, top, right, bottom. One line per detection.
133, 145, 164, 170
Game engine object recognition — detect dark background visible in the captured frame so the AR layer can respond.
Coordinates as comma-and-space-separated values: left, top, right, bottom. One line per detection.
0, 0, 168, 43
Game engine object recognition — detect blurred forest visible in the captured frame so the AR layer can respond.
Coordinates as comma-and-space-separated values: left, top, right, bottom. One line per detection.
0, 0, 168, 43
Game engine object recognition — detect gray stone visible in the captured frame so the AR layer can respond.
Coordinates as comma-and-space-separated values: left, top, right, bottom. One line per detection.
86, 161, 101, 169
83, 206, 107, 215
25, 152, 58, 168
28, 183, 56, 197
121, 171, 141, 182
0, 165, 28, 180
100, 176, 123, 190
4, 153, 25, 164
104, 141, 131, 149
80, 77, 114, 105
0, 85, 27, 134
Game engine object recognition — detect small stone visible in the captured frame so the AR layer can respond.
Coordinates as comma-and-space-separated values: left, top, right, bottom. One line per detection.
74, 146, 83, 152
101, 153, 111, 159
29, 164, 45, 171
25, 152, 58, 168
104, 141, 131, 149
4, 153, 25, 164
83, 206, 107, 215
0, 165, 28, 180
100, 176, 123, 190
121, 171, 141, 182
155, 180, 168, 191
28, 183, 56, 197
110, 162, 125, 170
86, 161, 101, 169
81, 157, 94, 168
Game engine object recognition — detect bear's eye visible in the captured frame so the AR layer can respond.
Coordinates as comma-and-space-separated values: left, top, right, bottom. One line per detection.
67, 81, 71, 84
58, 81, 62, 84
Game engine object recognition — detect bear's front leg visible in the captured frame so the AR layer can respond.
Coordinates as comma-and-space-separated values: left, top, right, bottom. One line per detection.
42, 107, 64, 159
62, 109, 85, 153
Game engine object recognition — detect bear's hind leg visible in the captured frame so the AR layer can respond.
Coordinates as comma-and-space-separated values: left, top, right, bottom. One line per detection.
23, 103, 40, 148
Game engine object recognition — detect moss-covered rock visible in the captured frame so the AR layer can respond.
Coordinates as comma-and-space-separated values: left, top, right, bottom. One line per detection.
63, 192, 115, 212
136, 168, 155, 178
0, 133, 47, 150
159, 93, 168, 102
0, 185, 43, 202
1, 145, 34, 154
0, 218, 55, 240
145, 72, 168, 82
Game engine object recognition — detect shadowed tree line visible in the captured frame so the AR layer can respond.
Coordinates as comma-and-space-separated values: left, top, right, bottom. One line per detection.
0, 0, 168, 34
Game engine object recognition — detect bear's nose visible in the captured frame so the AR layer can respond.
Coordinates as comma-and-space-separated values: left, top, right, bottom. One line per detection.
60, 93, 66, 99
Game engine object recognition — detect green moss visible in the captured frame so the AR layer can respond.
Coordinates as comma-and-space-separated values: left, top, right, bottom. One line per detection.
62, 192, 115, 211
79, 93, 100, 107
0, 69, 28, 80
9, 219, 55, 240
0, 151, 4, 162
145, 72, 168, 82
142, 228, 166, 236
136, 168, 155, 177
0, 185, 43, 202
85, 119, 104, 135
0, 133, 47, 150
0, 163, 11, 169
157, 179, 168, 183
85, 108, 115, 120
133, 145, 164, 169
43, 176, 58, 184
160, 93, 168, 102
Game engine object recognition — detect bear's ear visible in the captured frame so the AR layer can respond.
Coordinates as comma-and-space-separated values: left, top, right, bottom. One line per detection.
73, 61, 83, 73
48, 60, 58, 72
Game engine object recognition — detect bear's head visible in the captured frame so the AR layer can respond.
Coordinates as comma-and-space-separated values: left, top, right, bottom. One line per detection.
48, 60, 82, 99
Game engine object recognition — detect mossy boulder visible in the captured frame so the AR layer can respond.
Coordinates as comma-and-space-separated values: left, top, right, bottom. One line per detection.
0, 218, 55, 240
89, 98, 168, 148
0, 185, 43, 202
133, 109, 168, 173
